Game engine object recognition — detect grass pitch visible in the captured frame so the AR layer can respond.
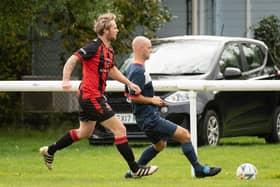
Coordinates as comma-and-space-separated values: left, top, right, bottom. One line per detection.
0, 128, 280, 187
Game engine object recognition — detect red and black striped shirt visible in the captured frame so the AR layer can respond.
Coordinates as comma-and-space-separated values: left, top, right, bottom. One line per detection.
74, 38, 114, 99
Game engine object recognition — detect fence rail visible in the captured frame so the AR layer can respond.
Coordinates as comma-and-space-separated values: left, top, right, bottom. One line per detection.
1, 80, 280, 92
1, 79, 280, 176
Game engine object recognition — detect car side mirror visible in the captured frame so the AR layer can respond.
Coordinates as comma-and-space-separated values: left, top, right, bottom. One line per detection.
223, 67, 242, 79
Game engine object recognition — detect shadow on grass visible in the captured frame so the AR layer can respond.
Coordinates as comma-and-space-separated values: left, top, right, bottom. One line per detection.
218, 136, 268, 147
270, 173, 280, 179
91, 137, 273, 147
90, 142, 151, 147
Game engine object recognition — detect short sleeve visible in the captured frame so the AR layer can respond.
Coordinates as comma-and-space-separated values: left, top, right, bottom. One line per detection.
74, 39, 101, 60
128, 69, 145, 96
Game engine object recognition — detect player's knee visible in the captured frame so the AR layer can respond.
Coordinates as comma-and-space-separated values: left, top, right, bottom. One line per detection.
182, 128, 191, 141
112, 124, 127, 137
175, 127, 191, 143
117, 124, 127, 134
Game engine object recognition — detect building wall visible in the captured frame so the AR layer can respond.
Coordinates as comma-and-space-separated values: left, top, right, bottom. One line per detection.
158, 0, 280, 38
251, 0, 280, 24
212, 0, 280, 37
211, 0, 247, 37
156, 0, 189, 37
200, 0, 214, 35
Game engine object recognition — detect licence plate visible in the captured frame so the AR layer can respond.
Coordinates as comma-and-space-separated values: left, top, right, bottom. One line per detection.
116, 113, 136, 124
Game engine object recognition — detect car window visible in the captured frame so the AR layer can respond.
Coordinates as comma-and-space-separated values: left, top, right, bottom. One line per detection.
241, 43, 264, 71
119, 54, 133, 74
120, 40, 221, 75
146, 40, 220, 74
219, 43, 242, 73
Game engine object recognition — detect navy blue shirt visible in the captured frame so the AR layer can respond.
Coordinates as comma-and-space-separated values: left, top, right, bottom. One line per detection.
125, 63, 157, 117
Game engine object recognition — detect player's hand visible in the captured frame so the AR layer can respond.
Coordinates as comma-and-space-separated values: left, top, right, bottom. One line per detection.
152, 96, 166, 106
128, 82, 141, 94
62, 81, 72, 92
159, 99, 166, 107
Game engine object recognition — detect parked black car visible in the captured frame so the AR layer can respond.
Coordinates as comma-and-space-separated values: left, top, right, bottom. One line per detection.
89, 35, 280, 146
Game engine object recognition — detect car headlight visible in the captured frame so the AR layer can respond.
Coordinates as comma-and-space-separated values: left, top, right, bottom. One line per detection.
164, 91, 190, 103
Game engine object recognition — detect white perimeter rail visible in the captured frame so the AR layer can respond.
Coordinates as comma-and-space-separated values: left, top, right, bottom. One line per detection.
1, 79, 280, 176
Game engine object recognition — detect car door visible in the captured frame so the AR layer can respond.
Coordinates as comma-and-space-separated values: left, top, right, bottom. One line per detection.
217, 42, 271, 136
237, 42, 275, 133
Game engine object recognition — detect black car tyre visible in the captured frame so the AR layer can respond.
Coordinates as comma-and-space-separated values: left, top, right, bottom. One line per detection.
265, 106, 280, 143
198, 110, 220, 146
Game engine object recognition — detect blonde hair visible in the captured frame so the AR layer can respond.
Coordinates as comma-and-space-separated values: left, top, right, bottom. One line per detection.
94, 13, 116, 36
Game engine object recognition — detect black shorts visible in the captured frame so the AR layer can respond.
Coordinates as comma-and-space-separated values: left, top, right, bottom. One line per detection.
78, 95, 115, 122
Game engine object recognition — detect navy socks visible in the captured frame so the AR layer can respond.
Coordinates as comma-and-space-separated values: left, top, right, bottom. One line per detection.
181, 142, 204, 172
137, 145, 159, 165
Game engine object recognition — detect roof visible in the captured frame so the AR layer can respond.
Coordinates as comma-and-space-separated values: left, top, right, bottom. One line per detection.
152, 35, 266, 48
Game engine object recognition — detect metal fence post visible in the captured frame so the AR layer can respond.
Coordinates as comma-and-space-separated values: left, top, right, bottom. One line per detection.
189, 91, 197, 177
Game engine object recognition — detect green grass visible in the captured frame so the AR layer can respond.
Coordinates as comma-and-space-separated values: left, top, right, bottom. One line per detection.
0, 128, 280, 187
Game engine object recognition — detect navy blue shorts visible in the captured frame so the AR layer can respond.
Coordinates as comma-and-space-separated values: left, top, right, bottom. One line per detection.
136, 112, 177, 144
78, 95, 115, 122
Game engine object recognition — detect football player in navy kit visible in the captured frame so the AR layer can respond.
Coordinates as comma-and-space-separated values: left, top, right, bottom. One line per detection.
124, 36, 221, 178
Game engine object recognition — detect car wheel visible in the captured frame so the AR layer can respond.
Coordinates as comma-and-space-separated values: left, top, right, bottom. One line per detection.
265, 106, 280, 143
198, 110, 220, 146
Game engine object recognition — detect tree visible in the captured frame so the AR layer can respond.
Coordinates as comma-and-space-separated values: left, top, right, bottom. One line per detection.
33, 0, 171, 61
0, 0, 34, 124
0, 0, 171, 123
0, 0, 33, 80
0, 0, 171, 78
251, 15, 280, 67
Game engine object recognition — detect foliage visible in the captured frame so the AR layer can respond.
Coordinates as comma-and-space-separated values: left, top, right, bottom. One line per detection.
0, 0, 171, 123
251, 15, 280, 67
0, 0, 32, 80
112, 0, 172, 55
33, 0, 171, 59
0, 0, 171, 76
0, 0, 33, 123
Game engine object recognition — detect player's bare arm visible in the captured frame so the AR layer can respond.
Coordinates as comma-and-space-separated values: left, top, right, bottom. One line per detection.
130, 95, 165, 106
109, 66, 141, 94
62, 55, 79, 91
